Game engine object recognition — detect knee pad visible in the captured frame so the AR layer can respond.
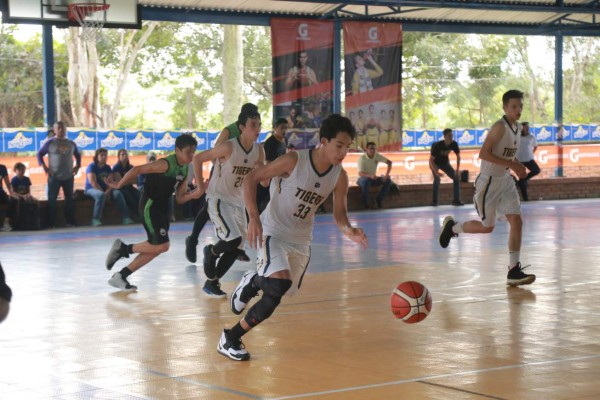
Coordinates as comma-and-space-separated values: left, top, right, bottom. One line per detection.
257, 277, 292, 298
244, 294, 282, 327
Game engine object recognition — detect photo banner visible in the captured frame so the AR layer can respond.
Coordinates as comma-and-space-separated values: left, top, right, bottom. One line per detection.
343, 21, 403, 152
271, 18, 334, 149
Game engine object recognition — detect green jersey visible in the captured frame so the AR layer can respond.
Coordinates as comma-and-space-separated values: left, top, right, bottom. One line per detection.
142, 154, 188, 205
226, 122, 241, 139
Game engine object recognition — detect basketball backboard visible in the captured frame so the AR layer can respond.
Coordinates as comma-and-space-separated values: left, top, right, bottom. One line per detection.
2, 0, 140, 29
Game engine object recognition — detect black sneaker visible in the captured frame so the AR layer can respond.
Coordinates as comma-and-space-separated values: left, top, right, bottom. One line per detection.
507, 263, 536, 286
236, 250, 250, 262
203, 245, 218, 279
230, 271, 259, 315
203, 279, 227, 298
439, 216, 458, 248
452, 200, 465, 206
185, 236, 198, 263
217, 329, 250, 361
106, 239, 128, 271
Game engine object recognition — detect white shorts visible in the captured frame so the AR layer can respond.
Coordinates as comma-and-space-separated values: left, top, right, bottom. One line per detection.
473, 174, 521, 227
207, 198, 247, 243
257, 236, 310, 296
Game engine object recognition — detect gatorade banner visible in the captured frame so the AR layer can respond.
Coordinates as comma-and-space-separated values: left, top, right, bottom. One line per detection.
271, 18, 334, 149
344, 21, 402, 152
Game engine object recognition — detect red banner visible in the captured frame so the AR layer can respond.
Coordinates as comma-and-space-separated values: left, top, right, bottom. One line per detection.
343, 21, 403, 152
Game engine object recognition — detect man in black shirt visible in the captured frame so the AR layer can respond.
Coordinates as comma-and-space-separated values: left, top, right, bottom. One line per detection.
257, 118, 288, 212
429, 128, 464, 206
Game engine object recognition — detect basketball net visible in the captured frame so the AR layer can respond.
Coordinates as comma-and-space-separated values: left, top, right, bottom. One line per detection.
68, 2, 110, 42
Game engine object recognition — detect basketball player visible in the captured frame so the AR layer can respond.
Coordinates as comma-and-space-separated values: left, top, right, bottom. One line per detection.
104, 134, 202, 291
0, 262, 12, 323
194, 108, 265, 298
184, 103, 258, 264
439, 90, 536, 287
217, 114, 369, 361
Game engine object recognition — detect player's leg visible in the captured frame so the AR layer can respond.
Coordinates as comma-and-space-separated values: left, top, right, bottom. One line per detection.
431, 167, 441, 205
185, 194, 208, 263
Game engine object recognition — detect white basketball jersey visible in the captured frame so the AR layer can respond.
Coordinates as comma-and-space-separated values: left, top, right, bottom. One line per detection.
207, 138, 260, 207
480, 117, 521, 177
262, 149, 342, 245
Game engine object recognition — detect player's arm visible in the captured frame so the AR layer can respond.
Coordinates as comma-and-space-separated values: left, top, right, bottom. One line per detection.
383, 158, 392, 179
332, 169, 368, 248
255, 145, 270, 187
107, 159, 168, 189
192, 141, 233, 191
479, 122, 526, 178
243, 152, 299, 249
214, 127, 231, 147
367, 56, 384, 79
175, 173, 203, 204
285, 66, 298, 88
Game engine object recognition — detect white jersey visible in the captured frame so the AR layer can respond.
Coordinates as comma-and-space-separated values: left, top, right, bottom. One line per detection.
480, 117, 521, 177
262, 149, 342, 245
207, 138, 260, 207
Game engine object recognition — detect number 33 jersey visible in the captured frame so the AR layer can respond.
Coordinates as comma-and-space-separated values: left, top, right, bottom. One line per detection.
262, 149, 342, 245
207, 138, 261, 208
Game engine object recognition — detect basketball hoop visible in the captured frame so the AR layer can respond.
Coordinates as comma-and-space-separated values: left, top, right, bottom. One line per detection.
68, 2, 110, 42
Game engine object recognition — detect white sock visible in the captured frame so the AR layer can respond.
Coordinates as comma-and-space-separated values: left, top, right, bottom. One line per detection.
452, 222, 464, 234
509, 251, 520, 268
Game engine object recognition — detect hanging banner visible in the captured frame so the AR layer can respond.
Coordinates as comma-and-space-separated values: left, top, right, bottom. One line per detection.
344, 21, 403, 152
271, 18, 334, 149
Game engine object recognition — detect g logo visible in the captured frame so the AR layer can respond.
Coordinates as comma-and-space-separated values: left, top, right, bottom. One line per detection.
298, 23, 308, 38
368, 27, 378, 41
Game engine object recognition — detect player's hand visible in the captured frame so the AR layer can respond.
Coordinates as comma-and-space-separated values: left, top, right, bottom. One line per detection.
188, 187, 204, 200
511, 161, 527, 179
247, 216, 263, 249
104, 175, 119, 189
344, 226, 368, 248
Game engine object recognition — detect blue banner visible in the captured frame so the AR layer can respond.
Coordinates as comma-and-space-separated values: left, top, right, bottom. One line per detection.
416, 130, 436, 147
532, 125, 555, 143
456, 129, 477, 147
591, 125, 600, 141
155, 131, 179, 151
68, 129, 97, 150
98, 129, 126, 150
126, 130, 153, 150
402, 130, 416, 147
4, 129, 36, 152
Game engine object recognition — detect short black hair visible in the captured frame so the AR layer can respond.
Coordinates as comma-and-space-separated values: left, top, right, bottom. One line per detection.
13, 162, 25, 171
175, 133, 198, 150
522, 121, 529, 126
238, 109, 261, 127
319, 114, 356, 141
275, 117, 288, 127
240, 103, 258, 114
443, 128, 453, 135
366, 141, 376, 148
502, 90, 524, 106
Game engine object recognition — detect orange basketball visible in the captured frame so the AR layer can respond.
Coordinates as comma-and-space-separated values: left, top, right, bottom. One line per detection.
390, 281, 432, 323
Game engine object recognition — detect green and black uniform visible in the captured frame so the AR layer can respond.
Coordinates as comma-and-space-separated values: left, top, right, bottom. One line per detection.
141, 154, 188, 245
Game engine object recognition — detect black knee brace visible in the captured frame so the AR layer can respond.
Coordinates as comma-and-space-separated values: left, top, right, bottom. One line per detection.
256, 276, 292, 298
244, 278, 292, 327
213, 236, 242, 255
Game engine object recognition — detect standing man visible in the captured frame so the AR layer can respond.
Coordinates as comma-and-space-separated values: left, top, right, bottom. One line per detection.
515, 122, 540, 201
439, 90, 536, 287
219, 114, 368, 361
257, 118, 288, 212
37, 121, 81, 228
357, 142, 393, 209
429, 128, 464, 206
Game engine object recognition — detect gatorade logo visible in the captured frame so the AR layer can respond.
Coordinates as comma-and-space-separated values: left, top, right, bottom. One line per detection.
367, 27, 380, 43
297, 24, 310, 41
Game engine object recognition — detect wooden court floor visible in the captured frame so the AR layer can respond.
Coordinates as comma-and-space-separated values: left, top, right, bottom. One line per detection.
1, 198, 599, 399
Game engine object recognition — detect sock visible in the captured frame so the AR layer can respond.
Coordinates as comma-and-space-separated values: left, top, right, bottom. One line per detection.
120, 267, 133, 278
127, 244, 134, 255
228, 322, 248, 341
509, 251, 520, 268
452, 222, 464, 234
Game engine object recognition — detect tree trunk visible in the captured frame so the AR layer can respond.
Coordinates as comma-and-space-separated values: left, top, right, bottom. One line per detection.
222, 25, 243, 125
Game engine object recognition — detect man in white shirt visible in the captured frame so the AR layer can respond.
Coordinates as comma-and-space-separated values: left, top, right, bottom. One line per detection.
357, 142, 393, 209
515, 122, 540, 201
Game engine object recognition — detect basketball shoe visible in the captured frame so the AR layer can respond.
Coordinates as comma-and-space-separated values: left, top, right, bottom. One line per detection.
217, 329, 250, 361
230, 271, 259, 315
108, 272, 137, 292
203, 245, 218, 279
439, 216, 458, 248
203, 279, 227, 298
185, 236, 197, 263
236, 249, 251, 262
507, 263, 536, 286
106, 239, 129, 270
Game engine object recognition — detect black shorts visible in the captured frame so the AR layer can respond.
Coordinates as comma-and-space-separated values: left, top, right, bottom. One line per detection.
140, 198, 170, 245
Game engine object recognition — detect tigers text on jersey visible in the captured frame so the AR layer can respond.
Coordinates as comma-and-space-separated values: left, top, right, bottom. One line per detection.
207, 137, 261, 207
480, 117, 522, 177
261, 149, 342, 245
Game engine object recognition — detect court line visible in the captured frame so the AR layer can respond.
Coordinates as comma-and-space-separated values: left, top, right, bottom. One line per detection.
417, 381, 508, 400
267, 353, 600, 400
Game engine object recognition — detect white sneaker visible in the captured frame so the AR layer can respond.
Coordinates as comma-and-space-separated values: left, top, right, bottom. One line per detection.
230, 271, 258, 315
108, 272, 137, 292
217, 329, 250, 361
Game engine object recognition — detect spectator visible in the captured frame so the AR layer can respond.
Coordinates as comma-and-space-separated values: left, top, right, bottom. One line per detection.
84, 148, 133, 226
10, 162, 40, 230
36, 121, 81, 228
515, 122, 540, 201
0, 163, 14, 231
429, 128, 464, 206
137, 151, 156, 191
357, 142, 394, 209
257, 118, 288, 212
113, 149, 141, 219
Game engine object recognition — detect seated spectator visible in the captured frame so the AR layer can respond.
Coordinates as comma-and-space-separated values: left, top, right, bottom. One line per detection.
113, 149, 141, 220
84, 148, 133, 226
10, 162, 41, 230
0, 163, 15, 231
357, 142, 394, 209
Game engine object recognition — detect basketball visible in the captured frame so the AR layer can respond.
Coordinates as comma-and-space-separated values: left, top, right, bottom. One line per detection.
390, 281, 432, 323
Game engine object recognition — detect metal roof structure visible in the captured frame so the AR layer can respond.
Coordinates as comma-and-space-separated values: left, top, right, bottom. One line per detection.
137, 0, 600, 36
